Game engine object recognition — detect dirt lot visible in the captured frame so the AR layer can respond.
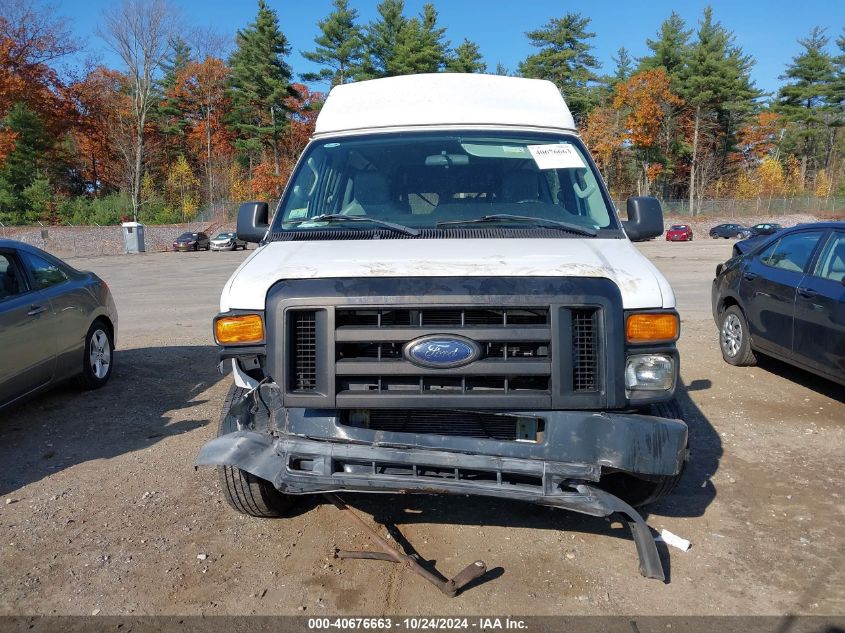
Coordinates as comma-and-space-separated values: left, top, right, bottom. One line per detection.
0, 240, 843, 616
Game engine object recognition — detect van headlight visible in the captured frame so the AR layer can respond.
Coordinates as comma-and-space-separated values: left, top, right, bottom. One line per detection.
625, 354, 675, 392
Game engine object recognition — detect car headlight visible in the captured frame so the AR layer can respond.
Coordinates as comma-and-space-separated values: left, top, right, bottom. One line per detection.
625, 354, 675, 392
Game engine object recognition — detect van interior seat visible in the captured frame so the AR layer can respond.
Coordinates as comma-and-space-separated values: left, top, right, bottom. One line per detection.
342, 172, 393, 216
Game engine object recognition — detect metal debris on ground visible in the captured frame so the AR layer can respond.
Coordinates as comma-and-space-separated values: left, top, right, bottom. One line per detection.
324, 493, 487, 597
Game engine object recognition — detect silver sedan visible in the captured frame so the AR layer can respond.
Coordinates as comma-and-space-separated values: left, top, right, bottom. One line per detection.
210, 232, 247, 251
0, 240, 118, 411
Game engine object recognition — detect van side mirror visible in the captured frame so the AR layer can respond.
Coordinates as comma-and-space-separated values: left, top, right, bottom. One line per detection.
623, 197, 664, 242
237, 201, 269, 243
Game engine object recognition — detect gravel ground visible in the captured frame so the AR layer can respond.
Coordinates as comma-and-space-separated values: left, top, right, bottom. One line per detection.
0, 242, 843, 616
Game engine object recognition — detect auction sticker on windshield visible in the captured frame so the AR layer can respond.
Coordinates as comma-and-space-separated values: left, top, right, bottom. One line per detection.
527, 143, 586, 170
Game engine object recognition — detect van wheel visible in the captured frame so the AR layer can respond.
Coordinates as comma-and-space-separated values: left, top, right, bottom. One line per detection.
598, 399, 687, 508
217, 385, 295, 518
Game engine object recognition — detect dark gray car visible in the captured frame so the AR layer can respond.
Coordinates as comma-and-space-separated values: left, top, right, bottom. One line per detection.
0, 240, 118, 411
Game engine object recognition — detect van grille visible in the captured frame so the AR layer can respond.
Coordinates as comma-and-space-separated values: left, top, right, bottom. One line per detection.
572, 309, 599, 392
283, 302, 606, 408
334, 307, 552, 399
290, 310, 317, 391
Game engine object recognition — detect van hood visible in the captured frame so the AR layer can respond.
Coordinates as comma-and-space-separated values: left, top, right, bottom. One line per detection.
220, 238, 674, 311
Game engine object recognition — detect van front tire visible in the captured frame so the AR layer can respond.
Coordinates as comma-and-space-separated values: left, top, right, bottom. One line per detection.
217, 385, 295, 518
598, 399, 687, 508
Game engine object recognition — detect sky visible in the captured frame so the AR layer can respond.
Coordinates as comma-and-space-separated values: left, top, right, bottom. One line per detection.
56, 0, 845, 98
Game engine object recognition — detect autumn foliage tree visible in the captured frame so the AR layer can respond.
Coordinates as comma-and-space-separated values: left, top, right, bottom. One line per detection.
172, 56, 233, 208
613, 68, 683, 195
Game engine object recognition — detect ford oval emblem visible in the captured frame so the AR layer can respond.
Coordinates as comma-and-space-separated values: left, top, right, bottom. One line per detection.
403, 335, 481, 368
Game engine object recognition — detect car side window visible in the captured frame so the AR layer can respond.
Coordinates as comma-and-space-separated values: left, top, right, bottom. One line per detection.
813, 233, 845, 283
0, 253, 27, 300
23, 252, 68, 290
759, 231, 824, 273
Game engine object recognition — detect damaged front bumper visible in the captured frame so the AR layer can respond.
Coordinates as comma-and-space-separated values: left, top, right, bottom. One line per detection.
196, 384, 688, 580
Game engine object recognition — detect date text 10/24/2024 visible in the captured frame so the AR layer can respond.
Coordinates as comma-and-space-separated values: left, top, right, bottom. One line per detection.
307, 618, 528, 630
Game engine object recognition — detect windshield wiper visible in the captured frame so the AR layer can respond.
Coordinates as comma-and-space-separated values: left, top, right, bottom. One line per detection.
291, 214, 420, 237
436, 214, 598, 237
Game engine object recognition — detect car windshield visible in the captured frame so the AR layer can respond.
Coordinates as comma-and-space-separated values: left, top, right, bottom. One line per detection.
177, 233, 196, 240
671, 225, 687, 230
215, 233, 233, 239
272, 131, 618, 236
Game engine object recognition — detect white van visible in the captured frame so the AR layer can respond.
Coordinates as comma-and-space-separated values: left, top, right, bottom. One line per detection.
198, 74, 687, 581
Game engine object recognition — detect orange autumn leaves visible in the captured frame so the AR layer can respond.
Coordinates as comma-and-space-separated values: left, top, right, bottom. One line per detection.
583, 68, 682, 189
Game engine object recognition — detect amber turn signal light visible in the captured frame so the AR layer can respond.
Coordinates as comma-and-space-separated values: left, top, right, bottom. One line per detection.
626, 313, 679, 343
215, 314, 264, 344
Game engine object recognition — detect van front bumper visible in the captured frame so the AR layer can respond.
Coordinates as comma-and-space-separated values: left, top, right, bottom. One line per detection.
196, 388, 688, 581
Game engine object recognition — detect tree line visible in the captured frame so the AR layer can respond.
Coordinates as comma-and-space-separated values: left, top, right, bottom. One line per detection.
0, 0, 843, 226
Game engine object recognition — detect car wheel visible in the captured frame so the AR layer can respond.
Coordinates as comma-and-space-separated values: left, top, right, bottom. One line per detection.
598, 399, 687, 508
217, 384, 296, 518
719, 305, 757, 366
77, 320, 113, 390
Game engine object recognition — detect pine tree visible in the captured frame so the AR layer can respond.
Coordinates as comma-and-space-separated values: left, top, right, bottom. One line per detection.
157, 36, 193, 159
517, 13, 601, 121
493, 62, 509, 76
392, 3, 449, 75
358, 0, 407, 79
446, 39, 486, 74
639, 11, 692, 87
776, 27, 837, 179
612, 47, 634, 84
680, 7, 760, 213
228, 0, 296, 175
0, 103, 50, 195
595, 46, 634, 105
301, 0, 364, 86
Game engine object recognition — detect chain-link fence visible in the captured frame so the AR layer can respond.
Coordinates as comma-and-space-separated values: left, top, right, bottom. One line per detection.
613, 197, 845, 218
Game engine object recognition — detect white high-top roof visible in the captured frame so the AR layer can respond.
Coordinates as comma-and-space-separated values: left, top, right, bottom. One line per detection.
314, 73, 576, 136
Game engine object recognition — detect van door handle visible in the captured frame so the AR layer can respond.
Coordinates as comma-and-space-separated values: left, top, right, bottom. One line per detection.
797, 287, 817, 299
27, 305, 47, 316
743, 272, 758, 281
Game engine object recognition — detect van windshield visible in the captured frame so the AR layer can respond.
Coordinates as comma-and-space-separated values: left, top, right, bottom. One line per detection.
272, 132, 619, 236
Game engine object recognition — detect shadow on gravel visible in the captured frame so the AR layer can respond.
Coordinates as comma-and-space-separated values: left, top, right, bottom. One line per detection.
756, 356, 844, 402
646, 377, 722, 520
318, 378, 721, 585
0, 345, 222, 496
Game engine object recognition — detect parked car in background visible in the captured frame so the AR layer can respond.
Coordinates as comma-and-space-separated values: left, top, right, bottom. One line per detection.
747, 222, 783, 237
210, 232, 247, 251
0, 240, 118, 411
709, 223, 750, 239
173, 232, 210, 251
666, 224, 693, 241
711, 222, 845, 385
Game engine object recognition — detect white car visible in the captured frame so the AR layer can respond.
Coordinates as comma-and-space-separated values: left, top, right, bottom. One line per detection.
209, 232, 247, 251
197, 74, 686, 582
